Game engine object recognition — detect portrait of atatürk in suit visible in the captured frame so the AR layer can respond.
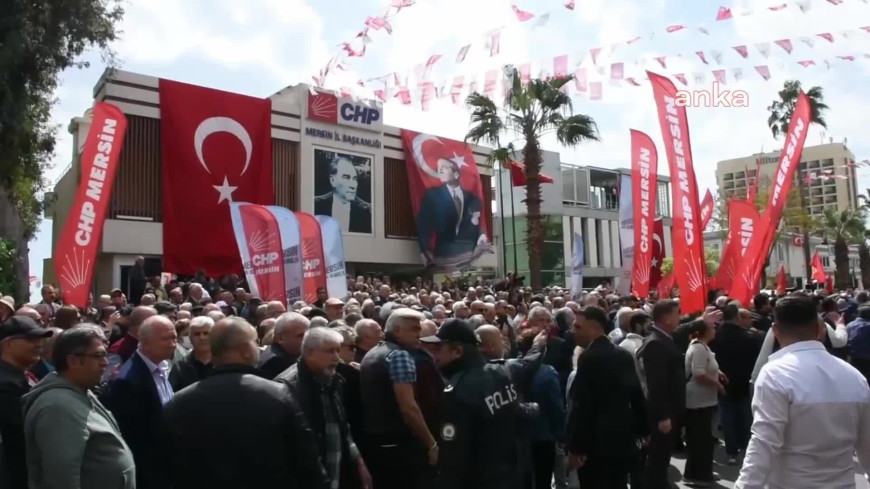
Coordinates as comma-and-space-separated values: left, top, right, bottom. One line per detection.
313, 149, 372, 234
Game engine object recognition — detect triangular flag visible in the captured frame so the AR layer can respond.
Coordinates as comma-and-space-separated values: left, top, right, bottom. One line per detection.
511, 4, 535, 21
610, 62, 624, 80
456, 44, 471, 63
553, 55, 569, 78
394, 87, 411, 104
733, 45, 749, 58
589, 81, 603, 100
711, 50, 723, 65
483, 69, 498, 98
450, 75, 465, 104
824, 59, 832, 69
774, 39, 793, 53
666, 25, 686, 33
392, 0, 415, 10
626, 77, 641, 86
842, 30, 855, 40
532, 12, 550, 28
732, 67, 743, 81
697, 26, 710, 35
769, 3, 787, 10
419, 82, 435, 111
756, 43, 771, 58
838, 55, 855, 61
826, 0, 843, 4
655, 56, 667, 68
519, 63, 532, 84
755, 65, 771, 80
574, 67, 587, 92
469, 79, 478, 95
798, 60, 815, 67
674, 74, 688, 85
590, 47, 602, 65
817, 33, 834, 42
626, 36, 642, 44
797, 0, 810, 12
595, 65, 606, 76
716, 6, 733, 20
696, 51, 709, 64
488, 31, 501, 56
374, 89, 387, 102
713, 69, 726, 84
862, 26, 870, 33
564, 0, 575, 10
799, 37, 815, 47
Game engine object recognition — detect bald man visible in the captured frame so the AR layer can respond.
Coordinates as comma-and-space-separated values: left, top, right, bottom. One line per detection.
103, 315, 177, 489
104, 306, 157, 382
14, 306, 41, 322
266, 301, 286, 320
476, 325, 506, 360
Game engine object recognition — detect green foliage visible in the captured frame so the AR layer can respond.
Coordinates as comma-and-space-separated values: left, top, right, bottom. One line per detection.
0, 0, 124, 238
705, 247, 720, 277
0, 239, 18, 297
767, 80, 829, 140
661, 257, 673, 275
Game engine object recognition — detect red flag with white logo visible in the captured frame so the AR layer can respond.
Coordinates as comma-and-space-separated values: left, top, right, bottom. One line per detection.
700, 189, 714, 229
159, 79, 275, 276
630, 130, 659, 298
54, 102, 128, 308
648, 71, 707, 313
656, 272, 675, 299
730, 92, 811, 305
296, 212, 326, 303
714, 199, 760, 293
230, 203, 287, 304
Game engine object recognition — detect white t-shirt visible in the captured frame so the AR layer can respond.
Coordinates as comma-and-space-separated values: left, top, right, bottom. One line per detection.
685, 340, 719, 409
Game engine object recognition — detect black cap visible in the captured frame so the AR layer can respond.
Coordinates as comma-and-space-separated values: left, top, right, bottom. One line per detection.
0, 317, 53, 341
154, 301, 177, 315
420, 318, 479, 345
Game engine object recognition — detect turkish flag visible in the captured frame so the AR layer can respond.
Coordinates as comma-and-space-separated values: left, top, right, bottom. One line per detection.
508, 160, 554, 186
649, 217, 665, 289
656, 272, 675, 299
160, 80, 275, 276
811, 251, 826, 283
776, 266, 787, 295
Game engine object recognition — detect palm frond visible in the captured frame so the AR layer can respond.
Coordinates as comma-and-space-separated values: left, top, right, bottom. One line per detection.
464, 92, 504, 146
555, 114, 601, 146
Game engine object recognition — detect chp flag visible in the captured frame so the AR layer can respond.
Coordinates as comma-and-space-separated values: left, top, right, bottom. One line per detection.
730, 91, 812, 306
401, 130, 492, 270
267, 206, 304, 305
630, 129, 659, 298
160, 79, 275, 276
714, 199, 761, 294
54, 102, 128, 308
316, 215, 348, 300
229, 203, 288, 305
296, 212, 327, 304
700, 189, 714, 229
648, 71, 707, 313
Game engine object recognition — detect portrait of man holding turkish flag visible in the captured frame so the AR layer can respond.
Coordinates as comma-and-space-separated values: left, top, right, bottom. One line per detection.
160, 79, 275, 275
401, 130, 492, 269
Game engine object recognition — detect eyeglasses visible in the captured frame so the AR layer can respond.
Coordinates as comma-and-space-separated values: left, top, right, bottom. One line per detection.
75, 352, 109, 360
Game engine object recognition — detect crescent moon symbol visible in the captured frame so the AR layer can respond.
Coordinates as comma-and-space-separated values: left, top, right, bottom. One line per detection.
652, 232, 663, 251
194, 117, 253, 176
411, 134, 443, 180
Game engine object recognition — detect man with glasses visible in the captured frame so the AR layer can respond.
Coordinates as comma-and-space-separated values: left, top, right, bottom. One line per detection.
22, 325, 135, 489
0, 316, 54, 489
170, 316, 214, 392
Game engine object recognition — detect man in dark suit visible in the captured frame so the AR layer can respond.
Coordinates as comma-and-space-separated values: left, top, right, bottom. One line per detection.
102, 315, 177, 489
416, 157, 488, 262
567, 306, 648, 488
314, 155, 371, 234
161, 317, 328, 489
636, 300, 720, 489
258, 312, 307, 379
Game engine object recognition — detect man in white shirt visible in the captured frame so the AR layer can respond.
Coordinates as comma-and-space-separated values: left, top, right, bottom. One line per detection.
736, 294, 870, 489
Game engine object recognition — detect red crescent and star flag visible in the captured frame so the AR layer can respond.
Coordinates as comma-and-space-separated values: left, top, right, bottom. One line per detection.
648, 71, 707, 313
811, 251, 827, 283
160, 79, 275, 276
630, 129, 659, 298
649, 217, 665, 289
730, 91, 811, 305
400, 130, 492, 270
54, 102, 128, 308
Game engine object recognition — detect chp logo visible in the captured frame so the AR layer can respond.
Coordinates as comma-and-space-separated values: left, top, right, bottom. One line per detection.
307, 90, 382, 131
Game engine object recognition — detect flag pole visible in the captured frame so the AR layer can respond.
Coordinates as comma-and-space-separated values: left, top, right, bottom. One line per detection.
496, 161, 508, 276
508, 163, 519, 274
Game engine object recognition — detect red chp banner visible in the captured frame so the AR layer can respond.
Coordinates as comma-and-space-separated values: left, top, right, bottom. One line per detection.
730, 92, 811, 305
296, 212, 327, 304
714, 200, 761, 293
229, 203, 287, 305
54, 103, 128, 308
649, 217, 665, 289
700, 189, 714, 229
648, 71, 707, 313
160, 79, 275, 276
630, 130, 659, 298
401, 130, 492, 270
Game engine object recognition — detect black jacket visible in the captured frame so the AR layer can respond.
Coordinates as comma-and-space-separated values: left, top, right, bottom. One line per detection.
567, 337, 648, 464
168, 353, 212, 392
275, 361, 361, 489
101, 353, 166, 489
0, 361, 32, 489
336, 362, 364, 452
257, 343, 297, 380
160, 363, 328, 489
435, 350, 525, 489
709, 323, 763, 399
637, 327, 685, 424
751, 311, 773, 333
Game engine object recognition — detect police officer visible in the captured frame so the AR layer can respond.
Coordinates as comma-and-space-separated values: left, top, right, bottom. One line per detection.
421, 319, 530, 489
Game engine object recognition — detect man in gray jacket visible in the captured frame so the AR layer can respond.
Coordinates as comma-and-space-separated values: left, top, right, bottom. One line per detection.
23, 325, 136, 489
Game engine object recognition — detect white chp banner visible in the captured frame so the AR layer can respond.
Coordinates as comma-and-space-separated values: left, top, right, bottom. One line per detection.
617, 174, 634, 295
571, 231, 584, 300
267, 206, 305, 305
316, 215, 348, 300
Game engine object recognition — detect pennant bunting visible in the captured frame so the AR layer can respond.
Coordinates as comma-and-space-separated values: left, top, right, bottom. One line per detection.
364, 16, 393, 34
395, 87, 411, 104
800, 37, 815, 47
774, 39, 793, 53
756, 43, 771, 58
590, 81, 603, 100
818, 32, 834, 42
626, 77, 641, 86
694, 72, 706, 84
512, 4, 535, 21
532, 12, 550, 28
755, 65, 771, 80
667, 25, 686, 33
732, 67, 743, 82
483, 69, 498, 98
838, 55, 855, 61
711, 50, 723, 65
554, 55, 569, 78
627, 36, 642, 44
713, 69, 726, 84
674, 73, 688, 85
655, 56, 667, 69
420, 82, 435, 111
696, 51, 709, 64
574, 67, 587, 92
698, 26, 710, 35
488, 31, 501, 56
520, 63, 532, 84
565, 0, 575, 10
769, 4, 787, 10
797, 0, 810, 12
733, 45, 749, 58
716, 6, 733, 20
826, 0, 843, 4
450, 76, 465, 104
456, 44, 471, 63
798, 60, 815, 67
392, 0, 414, 9
611, 62, 624, 80
590, 47, 603, 65
374, 89, 387, 101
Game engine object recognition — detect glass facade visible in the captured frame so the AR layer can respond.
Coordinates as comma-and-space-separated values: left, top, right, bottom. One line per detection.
500, 215, 565, 286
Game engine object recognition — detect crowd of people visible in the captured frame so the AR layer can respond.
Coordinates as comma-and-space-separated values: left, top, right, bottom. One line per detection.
1, 270, 870, 489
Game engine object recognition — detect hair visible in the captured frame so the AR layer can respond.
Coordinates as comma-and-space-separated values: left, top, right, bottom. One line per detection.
41, 284, 54, 294
129, 306, 157, 330
210, 317, 255, 359
53, 324, 106, 372
553, 307, 575, 333
354, 318, 380, 337
466, 314, 486, 329
332, 325, 356, 345
385, 308, 424, 333
309, 316, 329, 329
329, 155, 358, 178
527, 306, 551, 321
275, 312, 310, 335
139, 315, 173, 340
190, 316, 215, 330
54, 306, 80, 330
344, 312, 362, 327
652, 300, 679, 323
753, 293, 770, 310
174, 318, 190, 335
327, 319, 348, 329
301, 327, 344, 354
451, 301, 467, 315
722, 302, 740, 322
628, 311, 650, 334
579, 306, 611, 333
774, 295, 820, 337
856, 292, 869, 304
820, 297, 837, 313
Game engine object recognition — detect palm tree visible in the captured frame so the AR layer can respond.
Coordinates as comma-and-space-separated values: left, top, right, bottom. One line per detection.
856, 189, 870, 289
767, 80, 829, 284
465, 66, 600, 290
815, 209, 865, 290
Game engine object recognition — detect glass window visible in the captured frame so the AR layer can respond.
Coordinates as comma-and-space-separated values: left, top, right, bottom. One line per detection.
657, 182, 670, 217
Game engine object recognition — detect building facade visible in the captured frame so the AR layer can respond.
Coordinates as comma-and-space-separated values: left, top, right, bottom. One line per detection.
43, 69, 496, 294
716, 142, 859, 216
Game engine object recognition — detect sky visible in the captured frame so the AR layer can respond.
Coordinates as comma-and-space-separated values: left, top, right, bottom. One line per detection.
27, 0, 870, 301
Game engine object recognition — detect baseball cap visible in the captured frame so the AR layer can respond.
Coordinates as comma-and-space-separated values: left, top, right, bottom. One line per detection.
0, 316, 54, 341
420, 318, 479, 345
0, 296, 14, 314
